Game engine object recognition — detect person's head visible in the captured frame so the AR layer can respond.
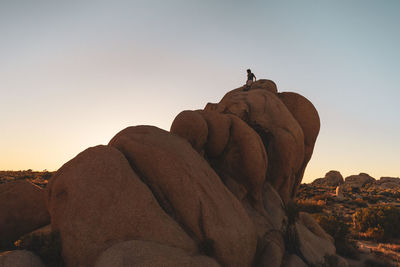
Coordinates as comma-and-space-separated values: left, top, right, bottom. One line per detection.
247, 69, 251, 73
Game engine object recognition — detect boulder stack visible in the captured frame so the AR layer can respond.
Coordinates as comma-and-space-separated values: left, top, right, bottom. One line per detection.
4, 79, 346, 266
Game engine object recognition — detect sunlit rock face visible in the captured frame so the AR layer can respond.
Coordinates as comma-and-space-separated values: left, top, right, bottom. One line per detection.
44, 79, 343, 267
172, 79, 320, 204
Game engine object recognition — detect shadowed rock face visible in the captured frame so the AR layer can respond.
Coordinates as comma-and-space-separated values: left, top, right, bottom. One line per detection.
44, 79, 332, 267
0, 180, 50, 246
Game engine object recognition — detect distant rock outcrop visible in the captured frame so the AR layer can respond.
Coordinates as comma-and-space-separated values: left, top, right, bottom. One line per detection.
311, 171, 344, 187
375, 177, 400, 189
3, 79, 344, 266
344, 173, 375, 188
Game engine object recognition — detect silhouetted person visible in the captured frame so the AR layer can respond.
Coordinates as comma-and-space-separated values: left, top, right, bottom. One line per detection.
244, 69, 256, 91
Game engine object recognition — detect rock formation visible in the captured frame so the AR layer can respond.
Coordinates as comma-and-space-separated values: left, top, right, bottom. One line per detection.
312, 171, 344, 187
0, 180, 50, 247
344, 173, 375, 188
2, 79, 345, 266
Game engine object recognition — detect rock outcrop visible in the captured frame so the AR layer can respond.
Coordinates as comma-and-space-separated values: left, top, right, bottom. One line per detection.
0, 180, 50, 246
41, 79, 341, 266
312, 170, 344, 187
173, 80, 320, 204
47, 145, 197, 267
373, 177, 400, 190
344, 173, 375, 188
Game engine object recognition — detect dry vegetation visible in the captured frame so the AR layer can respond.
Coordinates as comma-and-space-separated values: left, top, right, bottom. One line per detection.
0, 170, 53, 188
296, 183, 400, 266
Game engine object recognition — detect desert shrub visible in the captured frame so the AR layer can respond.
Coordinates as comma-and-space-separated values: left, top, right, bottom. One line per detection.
296, 199, 324, 214
351, 198, 368, 208
15, 231, 64, 266
353, 206, 400, 241
42, 171, 52, 180
365, 197, 378, 204
350, 187, 360, 194
312, 193, 332, 201
378, 243, 400, 252
315, 215, 359, 259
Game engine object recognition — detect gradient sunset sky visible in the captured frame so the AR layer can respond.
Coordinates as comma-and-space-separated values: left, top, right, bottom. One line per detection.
1, 1, 399, 183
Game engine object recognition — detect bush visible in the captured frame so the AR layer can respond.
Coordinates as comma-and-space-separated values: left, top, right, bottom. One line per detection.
312, 193, 332, 201
296, 199, 324, 214
351, 198, 368, 208
353, 206, 400, 241
315, 215, 359, 259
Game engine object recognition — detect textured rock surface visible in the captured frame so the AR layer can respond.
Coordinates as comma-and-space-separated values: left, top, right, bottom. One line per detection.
47, 145, 196, 267
95, 240, 220, 267
277, 92, 320, 196
171, 110, 267, 206
295, 221, 336, 265
0, 180, 49, 245
199, 80, 320, 203
299, 212, 334, 244
344, 173, 375, 188
256, 230, 285, 267
40, 79, 337, 266
373, 177, 400, 190
312, 170, 344, 187
109, 126, 257, 267
281, 254, 308, 267
0, 250, 45, 267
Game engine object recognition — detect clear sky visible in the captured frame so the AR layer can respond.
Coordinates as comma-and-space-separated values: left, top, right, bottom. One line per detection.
1, 0, 399, 183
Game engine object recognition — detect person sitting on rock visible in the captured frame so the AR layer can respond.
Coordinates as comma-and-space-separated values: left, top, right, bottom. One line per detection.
244, 69, 256, 91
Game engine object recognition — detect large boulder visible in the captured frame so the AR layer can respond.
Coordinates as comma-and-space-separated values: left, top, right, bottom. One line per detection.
0, 250, 45, 267
109, 126, 257, 267
262, 182, 287, 231
0, 180, 49, 246
200, 80, 319, 203
47, 145, 197, 267
95, 240, 220, 267
277, 92, 320, 196
344, 173, 375, 188
295, 221, 336, 265
281, 254, 307, 267
171, 110, 267, 207
311, 170, 344, 187
256, 230, 285, 267
298, 212, 334, 244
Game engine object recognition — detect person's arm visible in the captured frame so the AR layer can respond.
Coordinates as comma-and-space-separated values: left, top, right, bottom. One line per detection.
254, 74, 257, 81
